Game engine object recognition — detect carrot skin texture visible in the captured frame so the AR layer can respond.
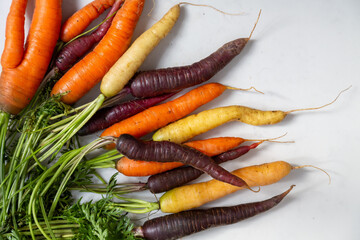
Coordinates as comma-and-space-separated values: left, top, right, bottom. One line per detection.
116, 134, 250, 188
78, 92, 176, 136
101, 83, 228, 147
51, 0, 145, 105
116, 136, 247, 176
159, 161, 293, 213
129, 38, 249, 98
60, 0, 116, 42
153, 105, 287, 143
0, 0, 62, 115
100, 4, 180, 98
55, 0, 124, 72
136, 186, 293, 240
146, 142, 260, 193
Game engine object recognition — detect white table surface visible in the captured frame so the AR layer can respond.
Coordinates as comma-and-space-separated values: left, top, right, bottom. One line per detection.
1, 0, 360, 239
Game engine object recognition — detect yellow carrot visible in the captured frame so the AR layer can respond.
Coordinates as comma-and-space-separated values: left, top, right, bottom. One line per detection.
153, 105, 286, 143
100, 4, 180, 97
159, 161, 293, 213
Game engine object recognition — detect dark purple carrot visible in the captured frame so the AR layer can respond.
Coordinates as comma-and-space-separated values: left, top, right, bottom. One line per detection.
125, 11, 261, 98
78, 92, 176, 136
55, 0, 124, 72
133, 185, 294, 240
146, 141, 262, 193
115, 134, 254, 190
128, 37, 248, 98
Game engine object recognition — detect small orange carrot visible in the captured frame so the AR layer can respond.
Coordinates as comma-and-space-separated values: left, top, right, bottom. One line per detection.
51, 0, 145, 105
100, 83, 233, 148
0, 0, 62, 115
60, 0, 116, 42
117, 136, 248, 176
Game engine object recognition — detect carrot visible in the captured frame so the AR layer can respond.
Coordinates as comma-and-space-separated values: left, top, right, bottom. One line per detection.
60, 0, 116, 42
116, 134, 252, 189
0, 0, 62, 115
51, 0, 145, 105
159, 161, 325, 213
100, 4, 181, 97
100, 83, 232, 146
116, 137, 260, 177
55, 0, 124, 72
153, 87, 350, 143
133, 186, 294, 240
116, 157, 183, 177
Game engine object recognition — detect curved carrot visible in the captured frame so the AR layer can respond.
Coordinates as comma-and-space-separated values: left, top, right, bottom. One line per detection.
100, 83, 231, 148
0, 0, 62, 115
51, 0, 145, 105
116, 134, 251, 189
60, 0, 116, 42
116, 137, 249, 176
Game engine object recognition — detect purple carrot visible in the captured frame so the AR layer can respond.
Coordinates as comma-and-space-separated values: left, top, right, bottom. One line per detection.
55, 0, 124, 72
115, 134, 253, 190
78, 92, 176, 136
128, 37, 249, 98
133, 185, 294, 240
146, 141, 262, 193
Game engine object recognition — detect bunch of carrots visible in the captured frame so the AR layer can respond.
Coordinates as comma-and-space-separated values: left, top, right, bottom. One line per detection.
0, 0, 340, 239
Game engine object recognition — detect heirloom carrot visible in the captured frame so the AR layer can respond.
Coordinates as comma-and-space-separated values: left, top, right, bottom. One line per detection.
159, 161, 327, 213
153, 87, 350, 143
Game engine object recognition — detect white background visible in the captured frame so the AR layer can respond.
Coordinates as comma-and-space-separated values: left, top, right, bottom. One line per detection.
1, 0, 360, 239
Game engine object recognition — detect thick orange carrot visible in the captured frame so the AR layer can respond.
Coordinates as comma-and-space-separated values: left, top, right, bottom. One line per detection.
100, 83, 230, 148
117, 137, 248, 176
0, 0, 62, 115
51, 0, 145, 105
60, 0, 116, 42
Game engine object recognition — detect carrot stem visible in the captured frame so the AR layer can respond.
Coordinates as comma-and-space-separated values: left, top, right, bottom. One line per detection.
30, 94, 105, 171
0, 111, 10, 214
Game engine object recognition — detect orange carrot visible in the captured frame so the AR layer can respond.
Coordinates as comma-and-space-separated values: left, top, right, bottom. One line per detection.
0, 0, 62, 115
60, 0, 116, 42
116, 137, 249, 176
51, 0, 145, 105
100, 83, 231, 148
117, 158, 184, 177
